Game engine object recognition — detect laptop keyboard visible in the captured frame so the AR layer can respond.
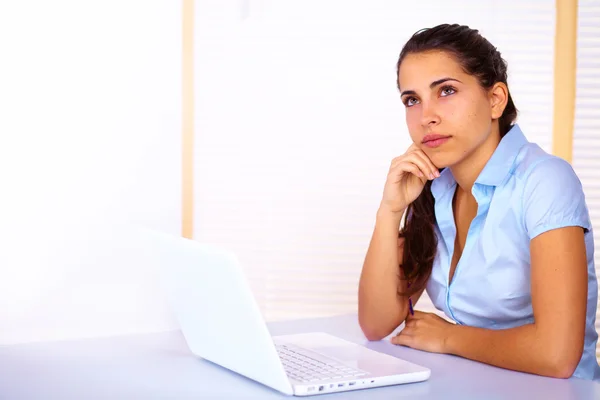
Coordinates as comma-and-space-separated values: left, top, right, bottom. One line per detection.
276, 343, 368, 383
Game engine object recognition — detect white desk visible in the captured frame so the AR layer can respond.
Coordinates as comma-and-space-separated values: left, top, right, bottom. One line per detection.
1, 314, 599, 399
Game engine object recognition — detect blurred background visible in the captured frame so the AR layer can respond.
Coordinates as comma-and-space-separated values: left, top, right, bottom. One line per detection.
0, 0, 598, 358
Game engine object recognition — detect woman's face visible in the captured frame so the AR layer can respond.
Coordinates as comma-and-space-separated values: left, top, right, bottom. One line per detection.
397, 50, 498, 169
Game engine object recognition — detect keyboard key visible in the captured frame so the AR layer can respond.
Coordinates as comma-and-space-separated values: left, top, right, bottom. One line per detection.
276, 343, 367, 382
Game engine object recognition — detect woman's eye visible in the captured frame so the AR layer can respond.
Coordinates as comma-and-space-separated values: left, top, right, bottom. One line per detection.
405, 97, 419, 107
440, 86, 456, 96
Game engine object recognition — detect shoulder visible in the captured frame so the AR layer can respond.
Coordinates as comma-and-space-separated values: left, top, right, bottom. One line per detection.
513, 143, 582, 191
511, 143, 591, 239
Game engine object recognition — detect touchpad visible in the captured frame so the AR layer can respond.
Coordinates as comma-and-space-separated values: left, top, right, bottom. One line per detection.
314, 343, 371, 362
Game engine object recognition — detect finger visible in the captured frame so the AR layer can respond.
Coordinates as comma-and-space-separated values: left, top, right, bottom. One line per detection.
390, 161, 426, 182
389, 157, 429, 185
391, 333, 414, 347
390, 156, 409, 171
400, 324, 416, 335
402, 153, 437, 181
390, 146, 422, 169
407, 143, 420, 153
413, 150, 440, 179
408, 151, 437, 180
390, 153, 411, 169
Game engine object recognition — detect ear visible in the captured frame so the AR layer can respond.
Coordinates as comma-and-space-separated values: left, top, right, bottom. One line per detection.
489, 82, 509, 120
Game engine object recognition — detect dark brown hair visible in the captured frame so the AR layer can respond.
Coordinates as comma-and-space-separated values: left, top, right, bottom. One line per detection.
396, 24, 518, 296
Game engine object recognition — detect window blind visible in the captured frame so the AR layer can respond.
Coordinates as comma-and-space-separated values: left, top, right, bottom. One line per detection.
572, 0, 600, 356
194, 1, 556, 322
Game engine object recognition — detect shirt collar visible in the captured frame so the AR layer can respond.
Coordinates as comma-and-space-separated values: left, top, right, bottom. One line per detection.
431, 124, 528, 200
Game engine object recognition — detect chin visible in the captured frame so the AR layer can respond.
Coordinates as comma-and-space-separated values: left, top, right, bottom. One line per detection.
427, 152, 453, 170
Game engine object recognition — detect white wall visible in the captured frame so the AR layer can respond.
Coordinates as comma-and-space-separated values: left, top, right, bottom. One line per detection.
0, 1, 182, 344
193, 0, 556, 321
0, 0, 557, 344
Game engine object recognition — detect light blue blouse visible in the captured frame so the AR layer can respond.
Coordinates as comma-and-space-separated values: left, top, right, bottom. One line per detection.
425, 124, 600, 380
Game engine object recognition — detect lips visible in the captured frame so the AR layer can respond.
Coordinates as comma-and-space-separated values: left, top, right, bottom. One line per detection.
422, 134, 451, 149
422, 134, 451, 144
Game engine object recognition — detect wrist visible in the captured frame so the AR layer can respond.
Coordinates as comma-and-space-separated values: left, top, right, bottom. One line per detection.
376, 205, 406, 222
444, 323, 460, 355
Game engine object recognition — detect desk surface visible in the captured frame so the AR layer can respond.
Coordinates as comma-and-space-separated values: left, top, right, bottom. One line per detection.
1, 314, 599, 399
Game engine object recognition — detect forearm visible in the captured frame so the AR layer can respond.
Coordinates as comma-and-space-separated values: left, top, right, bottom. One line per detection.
446, 323, 579, 378
358, 208, 407, 339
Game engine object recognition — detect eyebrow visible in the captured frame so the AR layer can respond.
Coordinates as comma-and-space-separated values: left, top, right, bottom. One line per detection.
400, 77, 463, 97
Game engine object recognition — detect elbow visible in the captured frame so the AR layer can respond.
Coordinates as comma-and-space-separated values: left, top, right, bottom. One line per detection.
545, 362, 578, 380
543, 347, 583, 379
358, 315, 396, 341
361, 327, 389, 342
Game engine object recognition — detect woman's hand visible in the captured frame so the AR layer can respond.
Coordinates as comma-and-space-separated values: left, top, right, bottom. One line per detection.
380, 144, 439, 215
390, 310, 454, 354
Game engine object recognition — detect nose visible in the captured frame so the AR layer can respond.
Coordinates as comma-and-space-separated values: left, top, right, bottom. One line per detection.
420, 100, 441, 128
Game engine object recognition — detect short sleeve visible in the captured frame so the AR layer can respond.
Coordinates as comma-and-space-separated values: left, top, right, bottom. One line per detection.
523, 157, 591, 240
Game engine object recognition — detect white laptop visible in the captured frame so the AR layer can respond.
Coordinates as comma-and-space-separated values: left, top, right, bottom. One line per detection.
143, 230, 430, 396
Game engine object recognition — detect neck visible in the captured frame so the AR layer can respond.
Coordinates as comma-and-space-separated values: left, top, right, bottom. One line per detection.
449, 125, 501, 193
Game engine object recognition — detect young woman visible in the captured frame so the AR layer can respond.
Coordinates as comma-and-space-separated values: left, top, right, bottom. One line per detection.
358, 24, 600, 380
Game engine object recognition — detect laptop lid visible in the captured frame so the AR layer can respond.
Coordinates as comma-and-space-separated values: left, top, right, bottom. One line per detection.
142, 229, 293, 395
